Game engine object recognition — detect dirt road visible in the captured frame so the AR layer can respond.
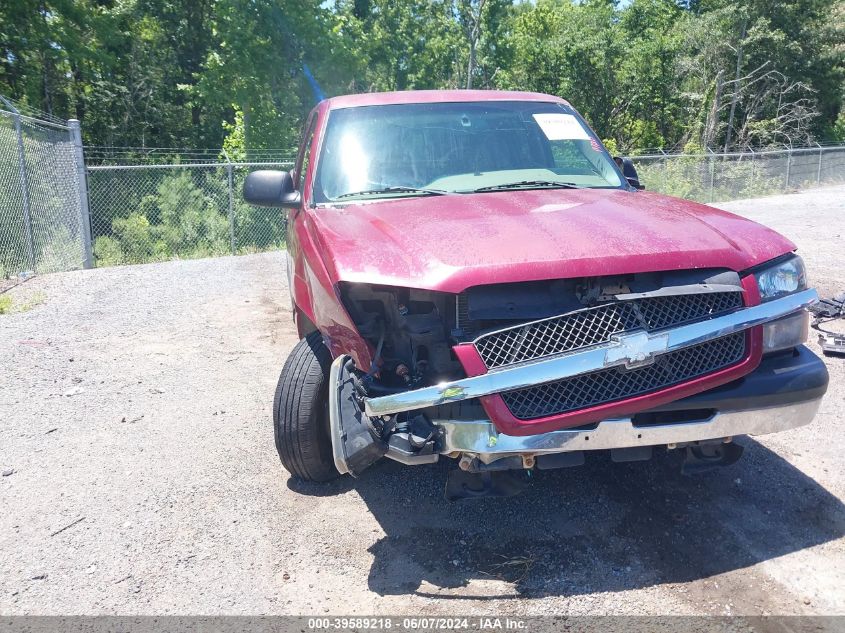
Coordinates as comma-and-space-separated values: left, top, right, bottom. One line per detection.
1, 186, 843, 615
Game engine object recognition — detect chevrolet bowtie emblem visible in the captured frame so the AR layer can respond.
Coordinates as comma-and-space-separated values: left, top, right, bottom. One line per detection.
604, 331, 670, 369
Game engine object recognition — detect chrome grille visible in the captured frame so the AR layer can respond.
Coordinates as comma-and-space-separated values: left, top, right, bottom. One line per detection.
474, 292, 743, 369
636, 293, 744, 330
500, 333, 747, 420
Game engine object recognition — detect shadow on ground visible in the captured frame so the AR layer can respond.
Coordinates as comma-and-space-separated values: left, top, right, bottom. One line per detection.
288, 438, 845, 599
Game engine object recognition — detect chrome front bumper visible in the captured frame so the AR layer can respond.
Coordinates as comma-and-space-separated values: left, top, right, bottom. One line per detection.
432, 398, 823, 462
364, 289, 819, 417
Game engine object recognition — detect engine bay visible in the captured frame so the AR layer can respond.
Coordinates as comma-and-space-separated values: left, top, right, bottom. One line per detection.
338, 268, 743, 391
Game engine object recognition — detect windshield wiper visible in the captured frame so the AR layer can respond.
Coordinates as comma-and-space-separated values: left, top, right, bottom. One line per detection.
335, 186, 448, 200
472, 180, 582, 193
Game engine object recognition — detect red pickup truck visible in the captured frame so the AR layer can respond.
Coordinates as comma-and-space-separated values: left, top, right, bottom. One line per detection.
244, 90, 827, 499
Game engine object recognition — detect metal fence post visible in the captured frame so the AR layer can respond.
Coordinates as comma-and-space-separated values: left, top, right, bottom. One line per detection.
784, 148, 792, 191
816, 143, 823, 186
749, 148, 755, 185
226, 163, 236, 255
707, 147, 716, 202
68, 119, 94, 268
10, 108, 36, 271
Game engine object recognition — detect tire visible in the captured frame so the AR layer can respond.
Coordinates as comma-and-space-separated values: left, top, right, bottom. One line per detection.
273, 331, 340, 481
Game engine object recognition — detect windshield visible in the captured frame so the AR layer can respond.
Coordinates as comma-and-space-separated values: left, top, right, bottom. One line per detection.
312, 101, 623, 203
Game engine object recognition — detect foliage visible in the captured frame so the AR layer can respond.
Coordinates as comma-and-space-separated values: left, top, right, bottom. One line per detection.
93, 170, 233, 265
222, 109, 248, 162
630, 151, 839, 202
93, 236, 124, 267
0, 292, 45, 315
829, 112, 845, 142
602, 138, 619, 155
0, 0, 842, 152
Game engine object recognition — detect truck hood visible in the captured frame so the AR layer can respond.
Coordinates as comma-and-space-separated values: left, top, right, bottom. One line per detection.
308, 188, 795, 293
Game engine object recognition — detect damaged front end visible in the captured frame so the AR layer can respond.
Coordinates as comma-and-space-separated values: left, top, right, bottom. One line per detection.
329, 356, 439, 476
328, 282, 460, 476
328, 272, 825, 498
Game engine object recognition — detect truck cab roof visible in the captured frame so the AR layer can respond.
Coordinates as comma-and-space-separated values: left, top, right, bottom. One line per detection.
324, 89, 571, 110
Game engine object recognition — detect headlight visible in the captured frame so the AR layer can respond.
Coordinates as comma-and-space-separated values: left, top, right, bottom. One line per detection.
762, 310, 809, 353
754, 254, 809, 351
755, 255, 806, 302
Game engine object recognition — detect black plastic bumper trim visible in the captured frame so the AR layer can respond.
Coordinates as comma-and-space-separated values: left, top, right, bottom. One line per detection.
645, 345, 828, 413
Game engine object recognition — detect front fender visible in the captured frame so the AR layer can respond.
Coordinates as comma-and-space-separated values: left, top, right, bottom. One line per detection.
289, 210, 373, 369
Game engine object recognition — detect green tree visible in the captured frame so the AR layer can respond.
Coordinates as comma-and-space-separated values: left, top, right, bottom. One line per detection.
498, 0, 625, 140
334, 0, 464, 91
195, 0, 351, 150
1, 0, 842, 154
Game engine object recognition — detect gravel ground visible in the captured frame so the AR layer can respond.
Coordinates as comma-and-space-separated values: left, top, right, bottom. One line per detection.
1, 185, 844, 616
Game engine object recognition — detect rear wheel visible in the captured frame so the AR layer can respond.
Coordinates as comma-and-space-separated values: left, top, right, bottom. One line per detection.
273, 331, 339, 481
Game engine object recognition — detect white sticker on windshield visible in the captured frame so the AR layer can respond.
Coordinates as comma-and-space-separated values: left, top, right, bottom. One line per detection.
532, 113, 590, 141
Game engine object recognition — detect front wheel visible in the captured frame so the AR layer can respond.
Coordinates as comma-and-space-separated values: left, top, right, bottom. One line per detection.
273, 331, 339, 481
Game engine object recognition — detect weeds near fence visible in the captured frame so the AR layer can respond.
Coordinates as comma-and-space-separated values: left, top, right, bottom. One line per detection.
86, 155, 292, 267
0, 291, 44, 315
92, 170, 232, 265
632, 145, 845, 202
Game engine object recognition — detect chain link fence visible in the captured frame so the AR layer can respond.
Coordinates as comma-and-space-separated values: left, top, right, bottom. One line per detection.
632, 145, 845, 202
86, 157, 293, 266
0, 96, 90, 279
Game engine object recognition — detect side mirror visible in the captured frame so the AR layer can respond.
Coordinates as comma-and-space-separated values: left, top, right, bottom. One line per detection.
626, 176, 645, 190
243, 170, 301, 208
615, 156, 645, 190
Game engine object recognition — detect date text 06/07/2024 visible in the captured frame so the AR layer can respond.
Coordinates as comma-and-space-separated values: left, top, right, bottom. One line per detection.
306, 617, 529, 630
